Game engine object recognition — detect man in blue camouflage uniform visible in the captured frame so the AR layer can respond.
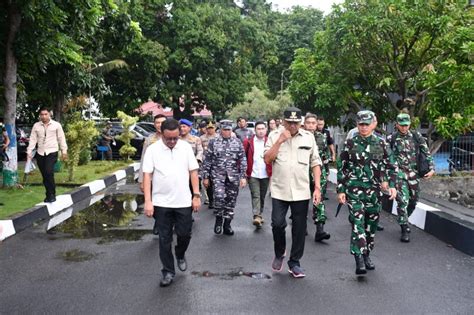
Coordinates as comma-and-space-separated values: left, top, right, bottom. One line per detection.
202, 120, 247, 236
337, 110, 398, 275
387, 113, 435, 242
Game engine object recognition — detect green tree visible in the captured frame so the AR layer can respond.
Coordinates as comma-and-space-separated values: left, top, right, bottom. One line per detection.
227, 87, 292, 121
289, 0, 473, 152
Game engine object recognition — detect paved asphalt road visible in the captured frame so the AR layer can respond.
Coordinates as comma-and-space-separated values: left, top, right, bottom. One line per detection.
0, 182, 473, 314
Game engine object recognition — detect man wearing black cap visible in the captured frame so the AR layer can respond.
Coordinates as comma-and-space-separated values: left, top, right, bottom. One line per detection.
202, 120, 247, 236
264, 107, 322, 278
200, 121, 218, 207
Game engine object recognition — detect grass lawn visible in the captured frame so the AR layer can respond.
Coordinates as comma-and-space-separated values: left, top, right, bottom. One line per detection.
0, 160, 133, 219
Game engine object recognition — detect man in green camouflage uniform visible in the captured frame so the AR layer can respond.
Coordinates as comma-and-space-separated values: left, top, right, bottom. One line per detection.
337, 110, 398, 275
387, 113, 435, 242
304, 113, 331, 242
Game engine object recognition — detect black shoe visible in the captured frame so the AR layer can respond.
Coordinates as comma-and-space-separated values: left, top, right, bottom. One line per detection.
314, 223, 331, 242
159, 273, 174, 287
223, 218, 234, 236
400, 224, 410, 243
44, 196, 56, 203
153, 220, 159, 235
177, 257, 187, 272
355, 255, 367, 275
214, 216, 223, 234
363, 253, 375, 270
377, 224, 384, 231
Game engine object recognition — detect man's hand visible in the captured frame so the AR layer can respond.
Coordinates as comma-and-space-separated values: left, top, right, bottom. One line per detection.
332, 154, 336, 162
381, 181, 389, 192
27, 152, 32, 160
313, 187, 321, 206
192, 197, 201, 212
240, 178, 247, 188
144, 200, 154, 217
424, 170, 435, 179
388, 187, 397, 200
203, 178, 209, 188
337, 193, 346, 204
62, 153, 68, 161
277, 129, 292, 144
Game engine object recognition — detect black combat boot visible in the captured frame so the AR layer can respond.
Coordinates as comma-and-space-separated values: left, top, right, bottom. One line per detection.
362, 253, 375, 270
354, 255, 367, 275
214, 216, 223, 234
223, 218, 234, 236
400, 224, 410, 242
314, 222, 331, 242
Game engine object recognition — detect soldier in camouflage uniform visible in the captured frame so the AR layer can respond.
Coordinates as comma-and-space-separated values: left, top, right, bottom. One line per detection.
304, 113, 330, 242
387, 113, 435, 242
202, 120, 247, 236
337, 110, 398, 275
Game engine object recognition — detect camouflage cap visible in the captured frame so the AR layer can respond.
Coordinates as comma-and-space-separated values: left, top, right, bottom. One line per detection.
219, 119, 233, 130
283, 106, 302, 122
396, 113, 411, 126
207, 121, 216, 129
356, 110, 375, 124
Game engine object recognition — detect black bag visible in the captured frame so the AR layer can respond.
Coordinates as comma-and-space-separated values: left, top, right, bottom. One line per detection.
390, 131, 430, 177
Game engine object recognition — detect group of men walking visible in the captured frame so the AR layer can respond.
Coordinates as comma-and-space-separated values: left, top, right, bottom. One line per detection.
139, 106, 434, 287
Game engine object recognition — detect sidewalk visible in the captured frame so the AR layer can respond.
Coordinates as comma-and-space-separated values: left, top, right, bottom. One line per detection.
328, 169, 474, 256
0, 163, 140, 241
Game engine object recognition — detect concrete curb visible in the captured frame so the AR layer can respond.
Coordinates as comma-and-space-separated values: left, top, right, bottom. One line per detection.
0, 163, 140, 241
328, 169, 474, 256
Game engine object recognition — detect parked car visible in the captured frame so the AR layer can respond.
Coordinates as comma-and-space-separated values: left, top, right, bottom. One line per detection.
137, 122, 157, 134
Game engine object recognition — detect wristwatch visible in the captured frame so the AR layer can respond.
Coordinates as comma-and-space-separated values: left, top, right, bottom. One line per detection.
193, 193, 201, 198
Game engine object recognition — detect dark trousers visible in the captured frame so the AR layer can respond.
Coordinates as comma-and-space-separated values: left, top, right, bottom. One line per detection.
36, 152, 58, 198
155, 206, 193, 276
271, 198, 309, 268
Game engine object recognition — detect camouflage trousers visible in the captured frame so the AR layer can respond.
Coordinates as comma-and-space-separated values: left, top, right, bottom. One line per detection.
396, 178, 420, 225
213, 175, 240, 219
311, 167, 327, 224
346, 187, 381, 256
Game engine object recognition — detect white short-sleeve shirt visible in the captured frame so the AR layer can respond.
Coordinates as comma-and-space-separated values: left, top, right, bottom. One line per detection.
142, 139, 199, 208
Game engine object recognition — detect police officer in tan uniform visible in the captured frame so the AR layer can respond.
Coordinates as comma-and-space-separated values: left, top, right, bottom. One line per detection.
179, 119, 203, 163
264, 107, 322, 279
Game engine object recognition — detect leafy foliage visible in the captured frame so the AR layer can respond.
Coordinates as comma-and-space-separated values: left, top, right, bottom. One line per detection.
116, 111, 138, 161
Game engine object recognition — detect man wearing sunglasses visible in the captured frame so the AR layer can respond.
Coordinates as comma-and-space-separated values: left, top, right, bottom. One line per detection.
337, 110, 398, 275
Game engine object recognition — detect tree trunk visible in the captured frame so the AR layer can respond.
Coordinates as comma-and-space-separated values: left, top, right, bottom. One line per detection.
430, 138, 445, 156
2, 1, 21, 187
53, 93, 66, 123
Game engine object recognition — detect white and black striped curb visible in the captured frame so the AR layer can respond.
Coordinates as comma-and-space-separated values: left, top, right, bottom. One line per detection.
328, 169, 473, 256
0, 163, 140, 241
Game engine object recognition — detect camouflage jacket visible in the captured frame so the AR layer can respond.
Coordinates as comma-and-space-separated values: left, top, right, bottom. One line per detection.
387, 130, 434, 180
201, 135, 247, 181
337, 134, 398, 194
314, 130, 330, 164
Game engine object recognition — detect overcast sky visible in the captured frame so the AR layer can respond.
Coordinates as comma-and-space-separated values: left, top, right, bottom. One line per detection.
269, 0, 344, 14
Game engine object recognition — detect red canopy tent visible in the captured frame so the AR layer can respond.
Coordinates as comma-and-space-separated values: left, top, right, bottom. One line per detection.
136, 100, 173, 117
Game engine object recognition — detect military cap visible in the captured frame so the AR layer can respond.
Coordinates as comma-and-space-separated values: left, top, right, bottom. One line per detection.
356, 110, 375, 124
207, 121, 216, 129
396, 113, 411, 126
219, 119, 233, 130
283, 107, 302, 122
179, 118, 193, 127
199, 121, 208, 128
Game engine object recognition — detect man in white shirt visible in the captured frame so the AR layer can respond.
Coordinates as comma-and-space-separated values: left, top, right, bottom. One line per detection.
243, 121, 272, 228
27, 107, 68, 203
142, 119, 201, 287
